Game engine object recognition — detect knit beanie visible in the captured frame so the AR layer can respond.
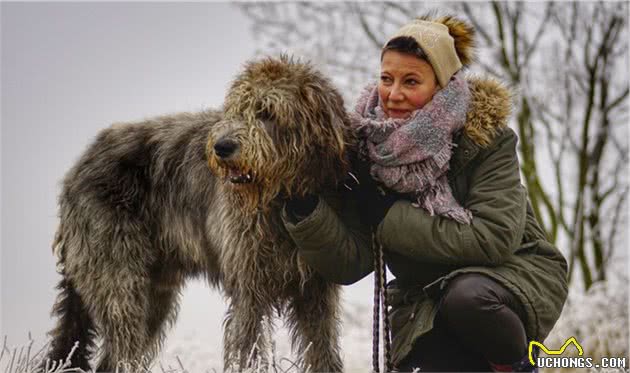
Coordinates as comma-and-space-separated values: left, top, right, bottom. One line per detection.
384, 19, 463, 88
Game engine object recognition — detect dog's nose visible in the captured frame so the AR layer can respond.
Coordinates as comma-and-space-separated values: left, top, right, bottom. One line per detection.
214, 139, 239, 159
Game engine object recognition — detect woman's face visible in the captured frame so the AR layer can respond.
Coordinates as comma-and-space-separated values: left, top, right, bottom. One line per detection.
378, 50, 439, 119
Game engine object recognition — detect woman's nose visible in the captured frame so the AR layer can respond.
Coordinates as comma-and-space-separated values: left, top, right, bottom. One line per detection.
389, 84, 404, 101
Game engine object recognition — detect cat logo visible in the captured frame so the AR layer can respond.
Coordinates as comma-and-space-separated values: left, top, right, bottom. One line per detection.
529, 337, 584, 365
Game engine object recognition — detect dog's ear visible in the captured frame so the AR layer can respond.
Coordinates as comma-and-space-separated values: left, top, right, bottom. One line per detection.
329, 106, 344, 129
326, 103, 347, 157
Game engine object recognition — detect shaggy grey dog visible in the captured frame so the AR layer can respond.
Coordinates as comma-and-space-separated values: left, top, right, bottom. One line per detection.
47, 56, 351, 372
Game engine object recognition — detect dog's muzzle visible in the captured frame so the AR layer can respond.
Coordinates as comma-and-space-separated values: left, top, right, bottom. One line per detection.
212, 138, 254, 184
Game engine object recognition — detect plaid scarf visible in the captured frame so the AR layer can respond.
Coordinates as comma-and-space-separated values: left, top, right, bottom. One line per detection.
351, 71, 472, 224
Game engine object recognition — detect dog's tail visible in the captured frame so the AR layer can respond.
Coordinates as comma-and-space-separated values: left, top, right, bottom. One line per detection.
45, 230, 97, 371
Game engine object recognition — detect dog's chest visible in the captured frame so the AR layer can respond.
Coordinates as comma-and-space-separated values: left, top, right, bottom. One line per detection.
210, 207, 302, 296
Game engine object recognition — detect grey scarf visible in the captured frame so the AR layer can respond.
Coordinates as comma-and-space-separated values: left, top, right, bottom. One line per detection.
351, 72, 472, 224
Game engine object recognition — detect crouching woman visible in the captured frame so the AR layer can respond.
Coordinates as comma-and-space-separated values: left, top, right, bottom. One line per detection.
281, 15, 568, 373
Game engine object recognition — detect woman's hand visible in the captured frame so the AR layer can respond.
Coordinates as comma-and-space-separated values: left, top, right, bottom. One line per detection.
285, 194, 319, 222
369, 188, 398, 226
353, 156, 402, 226
355, 180, 399, 227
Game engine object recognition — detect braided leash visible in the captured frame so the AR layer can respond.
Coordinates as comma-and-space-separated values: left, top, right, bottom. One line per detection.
380, 240, 393, 372
372, 231, 381, 372
372, 230, 393, 372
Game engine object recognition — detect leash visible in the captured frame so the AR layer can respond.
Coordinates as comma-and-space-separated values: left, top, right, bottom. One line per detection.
372, 230, 393, 372
346, 170, 393, 372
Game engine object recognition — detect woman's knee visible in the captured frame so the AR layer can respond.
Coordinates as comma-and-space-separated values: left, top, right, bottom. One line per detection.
438, 274, 498, 322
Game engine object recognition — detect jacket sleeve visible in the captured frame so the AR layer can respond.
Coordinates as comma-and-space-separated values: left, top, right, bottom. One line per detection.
281, 189, 373, 285
377, 128, 527, 266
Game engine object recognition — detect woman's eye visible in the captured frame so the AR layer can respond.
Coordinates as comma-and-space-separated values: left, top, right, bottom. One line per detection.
380, 76, 392, 83
406, 79, 419, 86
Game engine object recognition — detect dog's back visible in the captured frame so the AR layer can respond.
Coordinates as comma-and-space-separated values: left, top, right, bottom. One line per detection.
48, 109, 224, 371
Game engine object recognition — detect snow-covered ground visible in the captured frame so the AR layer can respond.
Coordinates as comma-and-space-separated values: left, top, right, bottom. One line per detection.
0, 271, 626, 373
158, 278, 376, 373
159, 276, 630, 373
159, 301, 373, 372
157, 270, 629, 373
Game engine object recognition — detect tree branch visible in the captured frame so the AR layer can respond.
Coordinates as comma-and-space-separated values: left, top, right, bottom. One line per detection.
522, 3, 554, 66
351, 3, 382, 50
460, 3, 493, 46
604, 86, 629, 114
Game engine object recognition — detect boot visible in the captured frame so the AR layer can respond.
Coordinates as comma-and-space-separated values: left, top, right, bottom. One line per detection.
489, 345, 539, 372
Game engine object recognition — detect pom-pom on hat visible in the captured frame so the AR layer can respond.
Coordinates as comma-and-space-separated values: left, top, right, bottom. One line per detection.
384, 15, 475, 87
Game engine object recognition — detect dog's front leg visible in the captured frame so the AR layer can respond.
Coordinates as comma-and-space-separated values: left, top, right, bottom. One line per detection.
223, 295, 273, 372
286, 277, 344, 372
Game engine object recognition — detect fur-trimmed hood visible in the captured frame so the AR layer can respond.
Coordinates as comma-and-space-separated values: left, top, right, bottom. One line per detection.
464, 75, 514, 147
412, 13, 513, 148
350, 74, 513, 150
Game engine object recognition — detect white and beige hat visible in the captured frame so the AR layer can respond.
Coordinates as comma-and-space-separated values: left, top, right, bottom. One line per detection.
384, 17, 475, 87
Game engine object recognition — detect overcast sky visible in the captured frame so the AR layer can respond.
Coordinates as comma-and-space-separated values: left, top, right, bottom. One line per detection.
0, 1, 376, 351
2, 1, 262, 344
3, 3, 629, 370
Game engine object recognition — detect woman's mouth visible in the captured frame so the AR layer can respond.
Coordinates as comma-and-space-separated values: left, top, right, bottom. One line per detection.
387, 109, 411, 119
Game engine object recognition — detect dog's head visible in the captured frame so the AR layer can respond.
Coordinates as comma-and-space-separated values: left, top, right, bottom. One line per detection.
207, 55, 351, 212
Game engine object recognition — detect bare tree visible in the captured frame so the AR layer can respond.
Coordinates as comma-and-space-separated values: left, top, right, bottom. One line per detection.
238, 2, 441, 101
237, 2, 629, 290
533, 2, 629, 288
457, 2, 629, 290
459, 2, 560, 241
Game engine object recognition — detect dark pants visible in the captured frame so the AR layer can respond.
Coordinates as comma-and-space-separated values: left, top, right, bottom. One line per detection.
396, 273, 529, 372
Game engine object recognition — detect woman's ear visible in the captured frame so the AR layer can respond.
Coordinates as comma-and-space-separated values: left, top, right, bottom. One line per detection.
433, 82, 441, 94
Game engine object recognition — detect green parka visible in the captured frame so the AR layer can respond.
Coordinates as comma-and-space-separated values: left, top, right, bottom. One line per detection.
282, 76, 569, 366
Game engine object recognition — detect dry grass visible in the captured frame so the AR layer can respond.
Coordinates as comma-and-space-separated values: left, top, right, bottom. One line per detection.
1, 318, 310, 373
9, 279, 626, 373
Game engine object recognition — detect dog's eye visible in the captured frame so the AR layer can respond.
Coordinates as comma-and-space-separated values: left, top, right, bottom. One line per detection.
257, 108, 281, 137
257, 108, 273, 122
262, 119, 275, 135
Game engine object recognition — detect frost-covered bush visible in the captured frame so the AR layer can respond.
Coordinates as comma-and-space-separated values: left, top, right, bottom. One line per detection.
541, 276, 629, 373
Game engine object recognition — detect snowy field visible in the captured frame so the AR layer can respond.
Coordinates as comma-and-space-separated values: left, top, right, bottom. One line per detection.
159, 293, 373, 372
0, 273, 626, 373
156, 279, 375, 373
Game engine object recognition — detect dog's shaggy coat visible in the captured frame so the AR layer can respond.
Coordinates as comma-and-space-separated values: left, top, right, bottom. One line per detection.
47, 56, 350, 372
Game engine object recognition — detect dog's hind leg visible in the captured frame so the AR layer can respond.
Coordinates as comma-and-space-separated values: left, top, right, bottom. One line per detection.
98, 281, 182, 372
286, 277, 343, 372
92, 270, 153, 373
95, 284, 180, 373
84, 218, 158, 372
144, 272, 184, 362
